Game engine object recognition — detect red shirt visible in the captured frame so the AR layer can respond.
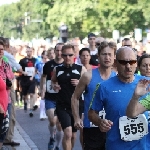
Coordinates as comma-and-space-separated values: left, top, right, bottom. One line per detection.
0, 76, 8, 115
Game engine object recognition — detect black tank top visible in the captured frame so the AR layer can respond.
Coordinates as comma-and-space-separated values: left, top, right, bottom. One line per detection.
56, 63, 82, 109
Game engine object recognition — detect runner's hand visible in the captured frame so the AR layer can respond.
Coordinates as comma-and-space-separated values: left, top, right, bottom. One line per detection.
30, 76, 33, 81
23, 72, 28, 76
74, 118, 83, 130
133, 79, 150, 98
99, 119, 113, 132
71, 79, 79, 86
53, 84, 61, 92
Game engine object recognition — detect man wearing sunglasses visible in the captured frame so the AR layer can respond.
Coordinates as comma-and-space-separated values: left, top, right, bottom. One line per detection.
122, 38, 132, 47
88, 47, 150, 150
51, 44, 86, 150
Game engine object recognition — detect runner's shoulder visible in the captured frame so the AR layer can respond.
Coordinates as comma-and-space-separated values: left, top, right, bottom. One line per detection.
82, 70, 92, 83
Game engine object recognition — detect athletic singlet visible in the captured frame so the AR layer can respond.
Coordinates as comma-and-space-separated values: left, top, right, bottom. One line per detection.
56, 63, 82, 109
90, 74, 149, 150
83, 68, 116, 128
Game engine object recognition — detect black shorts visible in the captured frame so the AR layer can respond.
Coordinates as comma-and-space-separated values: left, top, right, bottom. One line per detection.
83, 127, 106, 150
56, 106, 77, 132
21, 80, 36, 96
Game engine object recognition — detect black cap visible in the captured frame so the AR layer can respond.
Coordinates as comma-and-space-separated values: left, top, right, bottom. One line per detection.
88, 33, 96, 39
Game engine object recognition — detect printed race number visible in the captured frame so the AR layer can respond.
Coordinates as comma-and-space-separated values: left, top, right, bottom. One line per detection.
90, 109, 106, 127
119, 114, 148, 141
46, 80, 58, 93
25, 67, 35, 76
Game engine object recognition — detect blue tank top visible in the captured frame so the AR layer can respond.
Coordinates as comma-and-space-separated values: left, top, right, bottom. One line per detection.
83, 68, 116, 128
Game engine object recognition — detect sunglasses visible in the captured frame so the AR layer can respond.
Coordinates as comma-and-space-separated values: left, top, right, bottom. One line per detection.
123, 45, 132, 47
62, 54, 74, 57
117, 60, 137, 65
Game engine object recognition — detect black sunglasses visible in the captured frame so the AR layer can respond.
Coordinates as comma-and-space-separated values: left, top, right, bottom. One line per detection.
123, 45, 132, 47
62, 54, 74, 57
117, 60, 137, 65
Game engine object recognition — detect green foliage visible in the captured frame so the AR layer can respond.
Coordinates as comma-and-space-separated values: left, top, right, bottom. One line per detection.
0, 0, 149, 40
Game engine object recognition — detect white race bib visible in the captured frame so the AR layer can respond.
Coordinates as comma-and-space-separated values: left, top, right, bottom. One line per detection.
25, 67, 35, 76
119, 114, 148, 141
46, 80, 58, 93
90, 109, 106, 127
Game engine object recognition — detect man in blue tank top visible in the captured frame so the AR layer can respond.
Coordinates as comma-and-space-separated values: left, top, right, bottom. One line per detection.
71, 41, 117, 150
89, 47, 150, 150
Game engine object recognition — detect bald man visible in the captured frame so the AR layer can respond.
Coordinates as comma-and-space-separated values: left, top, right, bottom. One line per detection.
88, 47, 150, 150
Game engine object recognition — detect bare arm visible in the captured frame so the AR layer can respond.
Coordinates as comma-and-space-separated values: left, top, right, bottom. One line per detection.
51, 67, 61, 92
88, 109, 113, 132
126, 79, 150, 118
88, 109, 101, 126
126, 95, 146, 118
71, 71, 91, 128
40, 74, 46, 94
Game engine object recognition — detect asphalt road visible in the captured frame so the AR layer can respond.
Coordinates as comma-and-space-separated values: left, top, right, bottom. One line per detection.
16, 107, 82, 150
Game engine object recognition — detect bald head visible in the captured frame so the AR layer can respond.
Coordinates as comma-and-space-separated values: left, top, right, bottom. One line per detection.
116, 47, 136, 60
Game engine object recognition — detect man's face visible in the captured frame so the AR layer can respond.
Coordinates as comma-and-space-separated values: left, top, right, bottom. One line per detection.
72, 42, 79, 56
48, 50, 55, 60
55, 45, 63, 59
88, 37, 96, 47
62, 48, 75, 65
42, 55, 48, 63
122, 40, 132, 48
0, 45, 4, 58
116, 48, 137, 80
80, 51, 91, 65
139, 58, 150, 77
98, 47, 115, 68
26, 48, 33, 57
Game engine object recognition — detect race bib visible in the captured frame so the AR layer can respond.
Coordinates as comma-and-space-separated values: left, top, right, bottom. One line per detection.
119, 114, 148, 141
46, 80, 58, 93
90, 109, 106, 127
25, 67, 35, 76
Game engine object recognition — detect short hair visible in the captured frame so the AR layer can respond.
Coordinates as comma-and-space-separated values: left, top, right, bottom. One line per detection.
4, 38, 9, 48
48, 47, 54, 51
138, 54, 150, 67
88, 33, 96, 39
62, 44, 74, 52
0, 40, 5, 47
54, 43, 64, 50
98, 41, 117, 55
123, 38, 130, 41
79, 48, 90, 56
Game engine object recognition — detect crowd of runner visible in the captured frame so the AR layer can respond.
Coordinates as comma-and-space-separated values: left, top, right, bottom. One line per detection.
0, 33, 149, 150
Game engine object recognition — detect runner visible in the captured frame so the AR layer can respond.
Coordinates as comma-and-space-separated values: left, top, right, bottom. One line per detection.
35, 53, 48, 120
40, 43, 64, 150
71, 41, 116, 150
87, 33, 99, 66
51, 44, 86, 150
126, 54, 150, 117
88, 47, 149, 150
19, 46, 37, 117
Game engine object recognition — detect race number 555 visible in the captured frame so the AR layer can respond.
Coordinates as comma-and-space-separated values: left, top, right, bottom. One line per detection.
124, 123, 144, 135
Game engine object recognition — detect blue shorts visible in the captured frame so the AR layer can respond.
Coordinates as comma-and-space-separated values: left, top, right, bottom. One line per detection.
45, 99, 56, 110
